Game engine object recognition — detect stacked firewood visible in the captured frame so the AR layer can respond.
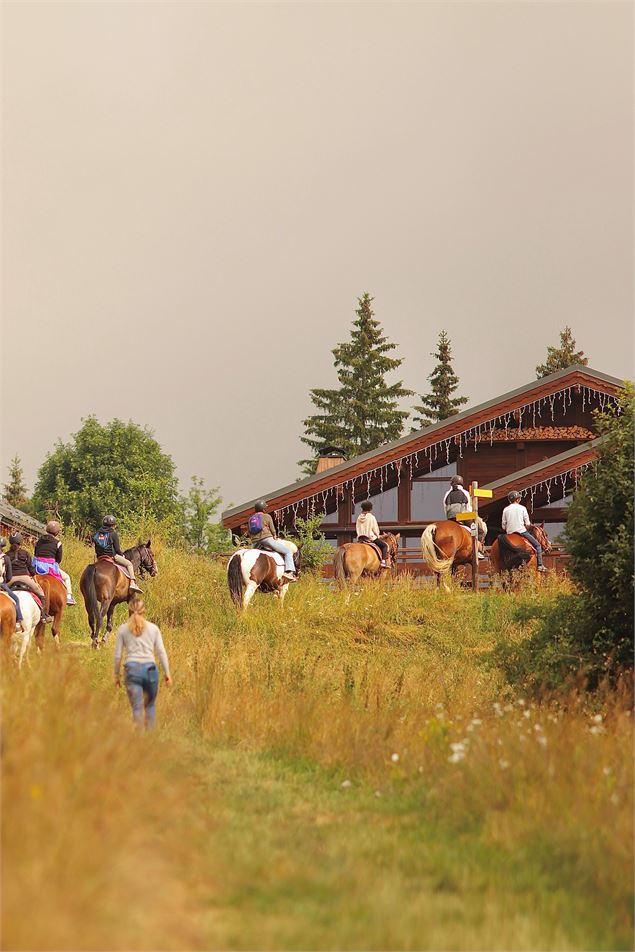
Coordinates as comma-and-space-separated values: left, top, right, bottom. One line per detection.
468, 426, 594, 443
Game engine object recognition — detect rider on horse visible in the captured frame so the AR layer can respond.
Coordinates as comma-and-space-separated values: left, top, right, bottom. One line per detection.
444, 476, 485, 559
93, 516, 143, 592
247, 501, 297, 582
33, 521, 76, 605
0, 537, 26, 631
356, 501, 390, 567
501, 491, 547, 572
6, 533, 52, 623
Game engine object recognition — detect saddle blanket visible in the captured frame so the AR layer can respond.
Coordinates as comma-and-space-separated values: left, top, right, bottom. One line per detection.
96, 556, 133, 580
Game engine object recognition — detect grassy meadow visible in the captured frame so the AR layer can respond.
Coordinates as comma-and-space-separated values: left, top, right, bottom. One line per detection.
2, 534, 633, 951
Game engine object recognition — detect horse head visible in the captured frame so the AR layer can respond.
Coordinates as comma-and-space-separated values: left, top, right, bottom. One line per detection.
381, 532, 400, 562
135, 539, 158, 578
530, 522, 551, 553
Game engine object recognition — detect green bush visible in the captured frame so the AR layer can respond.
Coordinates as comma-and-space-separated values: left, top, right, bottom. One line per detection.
283, 513, 333, 575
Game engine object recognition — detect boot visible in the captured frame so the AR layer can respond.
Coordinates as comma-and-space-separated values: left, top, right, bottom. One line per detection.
129, 580, 143, 593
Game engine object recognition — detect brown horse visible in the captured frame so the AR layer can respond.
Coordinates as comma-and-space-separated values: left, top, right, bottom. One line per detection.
333, 532, 400, 584
0, 591, 17, 652
420, 518, 487, 589
33, 574, 67, 650
489, 523, 551, 581
80, 542, 158, 649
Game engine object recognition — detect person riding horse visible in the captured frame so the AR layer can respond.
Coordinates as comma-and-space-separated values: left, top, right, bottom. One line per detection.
33, 521, 76, 605
93, 516, 143, 592
247, 501, 297, 582
444, 476, 485, 560
356, 501, 390, 567
501, 491, 547, 572
6, 533, 52, 624
0, 537, 25, 631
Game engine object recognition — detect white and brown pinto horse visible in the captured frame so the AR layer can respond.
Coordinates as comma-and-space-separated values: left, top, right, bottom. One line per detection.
227, 542, 301, 610
421, 517, 487, 589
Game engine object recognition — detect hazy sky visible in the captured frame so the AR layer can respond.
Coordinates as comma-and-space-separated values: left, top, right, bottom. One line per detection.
2, 1, 632, 510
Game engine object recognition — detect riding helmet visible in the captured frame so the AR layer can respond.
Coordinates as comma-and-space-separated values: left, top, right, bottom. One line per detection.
254, 500, 267, 512
46, 520, 61, 535
102, 515, 117, 527
0, 537, 7, 550
508, 491, 521, 502
450, 475, 464, 486
9, 533, 23, 545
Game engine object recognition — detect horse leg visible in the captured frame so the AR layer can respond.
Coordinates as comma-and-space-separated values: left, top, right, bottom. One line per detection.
242, 581, 258, 610
51, 609, 62, 648
34, 620, 46, 652
93, 597, 112, 649
101, 600, 117, 645
276, 583, 289, 606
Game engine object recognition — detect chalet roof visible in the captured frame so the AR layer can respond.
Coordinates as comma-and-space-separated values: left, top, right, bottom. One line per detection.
481, 437, 603, 504
222, 364, 623, 527
0, 499, 47, 537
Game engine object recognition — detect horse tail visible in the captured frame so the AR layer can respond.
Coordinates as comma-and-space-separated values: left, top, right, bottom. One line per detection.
333, 547, 347, 583
421, 524, 453, 575
82, 565, 101, 632
498, 535, 532, 570
227, 554, 245, 607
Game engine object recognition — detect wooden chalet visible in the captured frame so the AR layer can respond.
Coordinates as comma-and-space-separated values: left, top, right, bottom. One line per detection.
0, 500, 46, 542
222, 365, 624, 574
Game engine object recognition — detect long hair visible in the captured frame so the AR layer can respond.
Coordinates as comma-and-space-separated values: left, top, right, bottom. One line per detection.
128, 597, 147, 636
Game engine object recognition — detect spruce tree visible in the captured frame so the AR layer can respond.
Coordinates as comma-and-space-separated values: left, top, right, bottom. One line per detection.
536, 325, 588, 378
3, 455, 29, 508
412, 330, 467, 429
300, 293, 411, 473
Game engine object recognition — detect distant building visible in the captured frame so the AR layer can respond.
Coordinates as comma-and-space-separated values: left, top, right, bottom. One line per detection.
0, 500, 46, 542
222, 365, 623, 574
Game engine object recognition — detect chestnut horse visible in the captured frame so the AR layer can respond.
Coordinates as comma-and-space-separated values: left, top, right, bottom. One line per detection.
80, 541, 158, 649
489, 523, 551, 580
0, 591, 16, 652
420, 518, 487, 589
34, 574, 67, 650
333, 533, 400, 584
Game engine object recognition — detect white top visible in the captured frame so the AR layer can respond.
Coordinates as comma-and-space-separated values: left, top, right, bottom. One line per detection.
502, 502, 531, 535
356, 511, 380, 541
113, 621, 171, 678
443, 487, 471, 506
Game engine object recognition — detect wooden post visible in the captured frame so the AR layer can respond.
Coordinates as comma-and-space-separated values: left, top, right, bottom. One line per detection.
470, 480, 479, 591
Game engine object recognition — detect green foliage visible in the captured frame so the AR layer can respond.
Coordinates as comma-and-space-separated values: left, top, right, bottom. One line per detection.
2, 455, 31, 511
179, 476, 230, 553
413, 330, 467, 429
300, 294, 411, 474
497, 386, 634, 689
535, 325, 588, 378
32, 416, 179, 534
283, 512, 333, 574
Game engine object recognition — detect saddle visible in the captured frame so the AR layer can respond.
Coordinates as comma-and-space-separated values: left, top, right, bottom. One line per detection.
96, 555, 133, 580
356, 537, 387, 564
8, 582, 43, 610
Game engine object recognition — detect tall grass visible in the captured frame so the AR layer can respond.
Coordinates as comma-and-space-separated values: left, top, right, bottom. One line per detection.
2, 532, 632, 950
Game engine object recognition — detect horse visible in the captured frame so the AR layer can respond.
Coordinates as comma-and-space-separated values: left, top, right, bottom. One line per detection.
489, 523, 551, 582
33, 574, 67, 650
333, 532, 400, 585
420, 518, 487, 589
227, 541, 301, 610
80, 541, 158, 649
0, 591, 16, 653
3, 591, 41, 668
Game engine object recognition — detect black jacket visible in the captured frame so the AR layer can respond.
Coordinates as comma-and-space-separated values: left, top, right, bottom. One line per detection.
35, 534, 63, 562
94, 529, 123, 558
8, 546, 33, 577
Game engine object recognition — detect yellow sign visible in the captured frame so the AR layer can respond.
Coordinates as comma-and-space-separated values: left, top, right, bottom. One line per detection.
472, 488, 493, 499
456, 512, 477, 521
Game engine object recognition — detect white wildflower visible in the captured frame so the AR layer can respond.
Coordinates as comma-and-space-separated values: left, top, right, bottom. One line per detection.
602, 766, 611, 776
610, 793, 619, 806
391, 753, 400, 763
533, 723, 543, 732
341, 780, 352, 789
375, 790, 382, 798
523, 709, 531, 719
536, 735, 548, 748
592, 713, 603, 723
498, 759, 510, 769
589, 725, 605, 735
493, 703, 503, 717
448, 751, 465, 764
517, 698, 526, 706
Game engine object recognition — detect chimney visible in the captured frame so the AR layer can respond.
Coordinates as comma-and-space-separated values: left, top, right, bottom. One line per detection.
315, 446, 346, 474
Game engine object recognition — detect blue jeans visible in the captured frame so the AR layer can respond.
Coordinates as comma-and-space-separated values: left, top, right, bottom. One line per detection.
518, 530, 543, 567
258, 538, 295, 573
1, 583, 23, 622
125, 662, 160, 729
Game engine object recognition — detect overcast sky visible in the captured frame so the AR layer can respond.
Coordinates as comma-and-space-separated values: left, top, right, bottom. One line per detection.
2, 1, 632, 511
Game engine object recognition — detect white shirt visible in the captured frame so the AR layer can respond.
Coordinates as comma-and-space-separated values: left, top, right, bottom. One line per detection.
356, 511, 380, 541
443, 487, 471, 506
502, 502, 530, 535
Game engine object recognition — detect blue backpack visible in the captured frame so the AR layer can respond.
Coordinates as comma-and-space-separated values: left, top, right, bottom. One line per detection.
248, 513, 264, 536
92, 529, 112, 552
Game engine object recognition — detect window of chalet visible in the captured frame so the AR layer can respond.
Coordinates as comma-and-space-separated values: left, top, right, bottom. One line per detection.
411, 461, 457, 521
541, 494, 573, 509
353, 485, 398, 522
321, 506, 339, 524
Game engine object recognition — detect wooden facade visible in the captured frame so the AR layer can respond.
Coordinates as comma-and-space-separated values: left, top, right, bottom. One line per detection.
222, 366, 624, 574
0, 500, 46, 543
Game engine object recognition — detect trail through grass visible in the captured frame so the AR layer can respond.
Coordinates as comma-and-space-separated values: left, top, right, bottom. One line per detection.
2, 536, 632, 950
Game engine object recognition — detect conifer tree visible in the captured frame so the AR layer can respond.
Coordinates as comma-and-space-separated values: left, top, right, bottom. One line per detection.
300, 294, 411, 474
3, 455, 29, 509
412, 330, 467, 429
535, 326, 588, 378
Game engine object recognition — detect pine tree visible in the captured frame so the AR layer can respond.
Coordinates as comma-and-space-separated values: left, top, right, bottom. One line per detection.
535, 326, 588, 378
3, 455, 29, 509
300, 294, 411, 473
412, 330, 467, 429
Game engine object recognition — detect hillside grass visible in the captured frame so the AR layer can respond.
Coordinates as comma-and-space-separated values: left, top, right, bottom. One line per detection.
2, 534, 632, 950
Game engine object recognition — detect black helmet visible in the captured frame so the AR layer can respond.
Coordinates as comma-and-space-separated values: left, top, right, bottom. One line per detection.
0, 537, 7, 550
9, 533, 22, 546
102, 515, 117, 527
254, 500, 267, 512
451, 475, 464, 486
508, 491, 521, 502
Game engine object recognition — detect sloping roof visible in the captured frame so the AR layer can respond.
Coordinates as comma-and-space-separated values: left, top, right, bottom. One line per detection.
0, 499, 47, 536
223, 364, 623, 527
481, 437, 603, 505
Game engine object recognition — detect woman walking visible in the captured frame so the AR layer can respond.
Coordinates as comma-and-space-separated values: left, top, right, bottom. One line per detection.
114, 598, 172, 729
